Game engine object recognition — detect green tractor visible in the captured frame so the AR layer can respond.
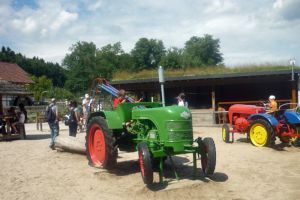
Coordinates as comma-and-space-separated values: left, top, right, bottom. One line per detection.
86, 79, 216, 185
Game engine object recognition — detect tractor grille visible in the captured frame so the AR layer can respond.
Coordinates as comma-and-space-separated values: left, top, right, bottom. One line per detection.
166, 120, 193, 141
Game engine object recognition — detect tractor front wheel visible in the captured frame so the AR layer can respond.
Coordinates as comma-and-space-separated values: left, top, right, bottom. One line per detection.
222, 124, 230, 143
200, 137, 216, 176
86, 116, 117, 169
249, 119, 273, 147
138, 142, 153, 185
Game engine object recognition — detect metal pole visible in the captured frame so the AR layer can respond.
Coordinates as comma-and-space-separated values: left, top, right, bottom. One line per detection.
158, 66, 165, 107
292, 63, 295, 81
290, 58, 296, 81
161, 84, 165, 107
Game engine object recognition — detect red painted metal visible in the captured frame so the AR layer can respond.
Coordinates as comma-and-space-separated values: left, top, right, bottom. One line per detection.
234, 117, 250, 132
228, 104, 265, 125
275, 123, 300, 138
88, 124, 106, 167
138, 150, 145, 177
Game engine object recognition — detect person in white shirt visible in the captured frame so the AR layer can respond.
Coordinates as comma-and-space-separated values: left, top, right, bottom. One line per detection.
82, 94, 90, 129
11, 110, 25, 134
177, 93, 188, 108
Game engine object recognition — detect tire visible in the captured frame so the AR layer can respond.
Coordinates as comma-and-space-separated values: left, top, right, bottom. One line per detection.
200, 137, 216, 176
138, 142, 153, 185
221, 124, 230, 143
249, 119, 273, 147
86, 116, 117, 169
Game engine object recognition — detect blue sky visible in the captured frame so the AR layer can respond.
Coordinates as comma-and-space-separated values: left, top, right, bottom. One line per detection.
0, 0, 299, 66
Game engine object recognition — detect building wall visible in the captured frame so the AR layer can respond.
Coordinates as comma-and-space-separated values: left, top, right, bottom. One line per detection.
112, 73, 298, 110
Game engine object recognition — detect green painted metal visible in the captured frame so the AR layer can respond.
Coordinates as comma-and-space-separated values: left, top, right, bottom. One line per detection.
101, 102, 195, 155
90, 101, 211, 182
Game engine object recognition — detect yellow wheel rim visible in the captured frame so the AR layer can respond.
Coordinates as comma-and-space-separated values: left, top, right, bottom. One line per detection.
222, 127, 226, 141
250, 123, 268, 147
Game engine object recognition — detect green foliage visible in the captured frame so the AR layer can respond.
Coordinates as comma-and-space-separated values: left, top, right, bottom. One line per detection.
0, 46, 67, 87
51, 87, 74, 100
63, 41, 98, 95
112, 65, 294, 81
63, 41, 134, 95
26, 75, 52, 101
96, 42, 132, 76
131, 38, 165, 70
183, 34, 223, 67
160, 47, 183, 69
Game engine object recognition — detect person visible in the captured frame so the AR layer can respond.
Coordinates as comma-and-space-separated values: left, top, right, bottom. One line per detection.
177, 93, 188, 107
0, 117, 6, 135
75, 103, 84, 132
267, 95, 278, 112
11, 104, 27, 134
68, 100, 80, 137
82, 94, 90, 129
11, 107, 25, 134
113, 89, 126, 108
47, 98, 59, 150
18, 103, 27, 123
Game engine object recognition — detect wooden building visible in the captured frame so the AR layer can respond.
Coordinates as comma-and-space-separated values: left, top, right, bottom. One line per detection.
111, 69, 300, 110
0, 62, 33, 113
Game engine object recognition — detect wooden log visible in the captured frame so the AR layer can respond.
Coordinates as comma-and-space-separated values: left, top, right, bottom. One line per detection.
54, 136, 86, 155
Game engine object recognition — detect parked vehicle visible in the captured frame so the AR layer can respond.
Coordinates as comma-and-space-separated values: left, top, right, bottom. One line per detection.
222, 103, 300, 147
86, 78, 216, 185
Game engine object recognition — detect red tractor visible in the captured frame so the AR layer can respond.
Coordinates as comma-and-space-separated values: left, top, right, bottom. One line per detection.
222, 103, 300, 147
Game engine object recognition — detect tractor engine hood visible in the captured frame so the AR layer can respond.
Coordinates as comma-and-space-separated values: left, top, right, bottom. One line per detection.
132, 106, 193, 148
132, 105, 192, 121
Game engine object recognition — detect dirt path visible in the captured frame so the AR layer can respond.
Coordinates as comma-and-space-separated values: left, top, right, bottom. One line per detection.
0, 123, 300, 200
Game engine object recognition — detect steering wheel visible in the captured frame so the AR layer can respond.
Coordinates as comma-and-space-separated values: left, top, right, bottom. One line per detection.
259, 101, 269, 110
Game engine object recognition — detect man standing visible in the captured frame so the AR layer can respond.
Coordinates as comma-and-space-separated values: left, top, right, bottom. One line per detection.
46, 98, 59, 150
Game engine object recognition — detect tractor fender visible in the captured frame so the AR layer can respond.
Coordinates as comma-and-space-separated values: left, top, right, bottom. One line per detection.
283, 111, 300, 124
248, 113, 278, 126
87, 111, 123, 129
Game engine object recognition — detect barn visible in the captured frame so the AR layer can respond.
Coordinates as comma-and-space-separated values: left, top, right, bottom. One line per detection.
111, 69, 299, 125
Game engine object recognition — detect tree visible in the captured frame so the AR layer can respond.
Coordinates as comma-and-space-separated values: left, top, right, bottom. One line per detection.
27, 75, 52, 102
160, 47, 183, 69
131, 38, 165, 70
63, 41, 98, 94
96, 42, 130, 78
183, 34, 223, 67
0, 46, 67, 87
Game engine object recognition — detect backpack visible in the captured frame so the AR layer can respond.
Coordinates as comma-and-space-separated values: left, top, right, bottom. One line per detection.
64, 109, 75, 126
45, 105, 56, 123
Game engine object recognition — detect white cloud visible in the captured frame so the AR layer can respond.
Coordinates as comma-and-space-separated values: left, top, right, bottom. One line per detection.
0, 0, 299, 66
12, 17, 37, 34
50, 10, 78, 31
86, 0, 103, 11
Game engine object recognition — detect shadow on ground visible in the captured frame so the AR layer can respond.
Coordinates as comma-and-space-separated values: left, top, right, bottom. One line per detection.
95, 155, 228, 191
25, 134, 50, 140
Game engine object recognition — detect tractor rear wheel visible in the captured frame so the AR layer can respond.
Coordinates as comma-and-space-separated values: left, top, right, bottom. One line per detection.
138, 142, 153, 185
86, 116, 117, 169
200, 137, 216, 176
249, 119, 273, 147
222, 124, 230, 143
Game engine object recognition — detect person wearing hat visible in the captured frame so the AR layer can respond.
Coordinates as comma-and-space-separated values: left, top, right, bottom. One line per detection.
267, 95, 278, 113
